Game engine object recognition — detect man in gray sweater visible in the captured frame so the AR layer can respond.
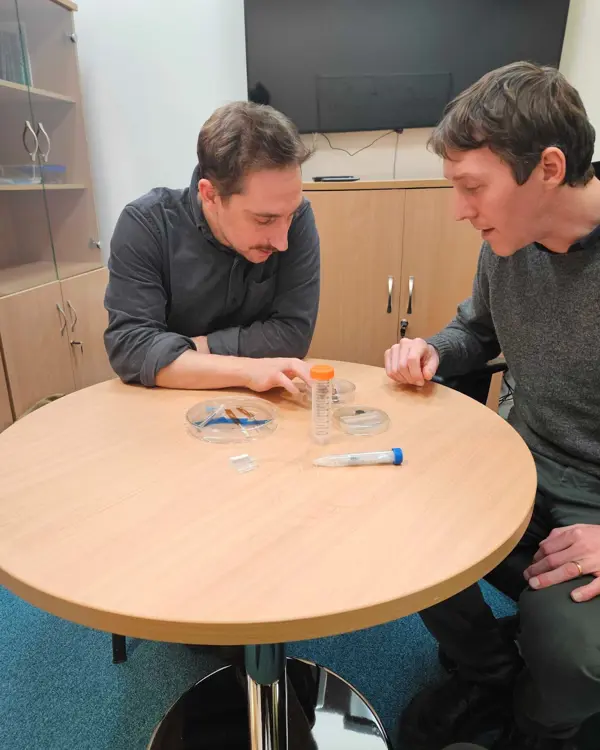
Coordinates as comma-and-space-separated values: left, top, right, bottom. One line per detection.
386, 63, 600, 750
104, 102, 320, 394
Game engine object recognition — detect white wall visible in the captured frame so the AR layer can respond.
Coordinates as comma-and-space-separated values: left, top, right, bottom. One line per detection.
75, 0, 248, 259
300, 128, 443, 182
76, 0, 599, 256
559, 0, 600, 161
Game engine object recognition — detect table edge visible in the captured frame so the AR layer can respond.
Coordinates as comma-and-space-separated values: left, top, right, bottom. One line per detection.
0, 499, 534, 645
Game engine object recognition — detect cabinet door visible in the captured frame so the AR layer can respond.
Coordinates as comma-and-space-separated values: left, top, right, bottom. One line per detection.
306, 189, 405, 367
0, 358, 13, 432
0, 0, 60, 298
15, 0, 103, 282
60, 267, 114, 390
0, 281, 75, 417
399, 188, 482, 341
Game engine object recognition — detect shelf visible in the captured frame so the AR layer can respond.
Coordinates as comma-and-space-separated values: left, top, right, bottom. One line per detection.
0, 79, 75, 105
58, 260, 103, 281
51, 0, 79, 10
0, 183, 85, 192
303, 178, 450, 191
0, 261, 103, 297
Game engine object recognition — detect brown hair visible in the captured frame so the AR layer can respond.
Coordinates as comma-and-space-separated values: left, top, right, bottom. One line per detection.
197, 101, 312, 197
428, 61, 596, 187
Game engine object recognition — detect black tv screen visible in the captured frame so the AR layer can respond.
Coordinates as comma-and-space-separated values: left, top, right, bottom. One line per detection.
244, 0, 571, 133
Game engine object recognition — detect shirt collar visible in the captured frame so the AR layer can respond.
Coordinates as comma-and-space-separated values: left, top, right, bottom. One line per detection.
567, 222, 600, 252
534, 222, 600, 254
188, 164, 234, 252
188, 163, 206, 230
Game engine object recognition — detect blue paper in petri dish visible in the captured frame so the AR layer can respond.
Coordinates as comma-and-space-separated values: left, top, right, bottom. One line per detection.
186, 396, 278, 443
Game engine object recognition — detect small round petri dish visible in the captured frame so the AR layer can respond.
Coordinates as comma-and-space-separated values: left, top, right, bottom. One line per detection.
186, 396, 277, 443
333, 405, 390, 436
293, 378, 356, 405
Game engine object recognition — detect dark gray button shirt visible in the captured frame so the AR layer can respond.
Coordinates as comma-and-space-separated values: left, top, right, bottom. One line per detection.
104, 166, 320, 386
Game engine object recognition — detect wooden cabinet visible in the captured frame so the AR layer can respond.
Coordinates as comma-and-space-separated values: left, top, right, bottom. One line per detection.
0, 267, 111, 420
305, 182, 483, 365
0, 0, 111, 430
0, 0, 103, 296
399, 188, 482, 340
0, 281, 75, 416
61, 268, 112, 390
0, 353, 12, 431
307, 189, 405, 366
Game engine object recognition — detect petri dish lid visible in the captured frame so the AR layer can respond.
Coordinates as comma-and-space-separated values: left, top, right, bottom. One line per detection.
186, 396, 277, 443
293, 378, 356, 405
334, 405, 390, 435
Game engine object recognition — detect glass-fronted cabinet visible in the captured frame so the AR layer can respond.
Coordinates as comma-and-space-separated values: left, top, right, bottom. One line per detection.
0, 0, 102, 298
0, 0, 112, 426
0, 0, 59, 295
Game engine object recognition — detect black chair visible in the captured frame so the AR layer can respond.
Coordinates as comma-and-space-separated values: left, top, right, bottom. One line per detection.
431, 359, 508, 406
112, 633, 127, 664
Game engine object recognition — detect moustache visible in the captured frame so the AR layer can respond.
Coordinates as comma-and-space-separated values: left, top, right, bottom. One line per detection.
250, 246, 278, 253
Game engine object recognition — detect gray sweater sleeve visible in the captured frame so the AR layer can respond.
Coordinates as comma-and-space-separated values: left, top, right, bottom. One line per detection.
207, 201, 320, 359
427, 242, 501, 377
104, 205, 195, 386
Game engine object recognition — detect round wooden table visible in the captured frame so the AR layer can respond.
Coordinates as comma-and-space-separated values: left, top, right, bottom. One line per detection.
0, 361, 536, 750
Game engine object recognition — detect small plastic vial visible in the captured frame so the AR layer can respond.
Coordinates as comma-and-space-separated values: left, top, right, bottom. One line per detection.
310, 364, 335, 444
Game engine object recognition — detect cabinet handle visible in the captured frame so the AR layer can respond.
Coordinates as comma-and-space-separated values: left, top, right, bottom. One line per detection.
407, 275, 415, 315
387, 275, 394, 314
66, 300, 78, 332
70, 340, 84, 354
36, 122, 51, 163
56, 304, 68, 336
22, 120, 39, 162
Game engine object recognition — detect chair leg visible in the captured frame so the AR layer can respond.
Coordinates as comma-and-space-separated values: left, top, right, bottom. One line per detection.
112, 633, 127, 664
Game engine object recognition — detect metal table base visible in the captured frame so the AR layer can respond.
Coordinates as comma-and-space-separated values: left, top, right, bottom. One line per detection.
148, 645, 392, 750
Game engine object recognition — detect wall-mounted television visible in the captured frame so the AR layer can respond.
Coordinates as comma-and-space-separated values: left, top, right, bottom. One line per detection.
245, 0, 571, 133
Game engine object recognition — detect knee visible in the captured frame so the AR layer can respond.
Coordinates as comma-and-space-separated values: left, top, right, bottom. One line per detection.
518, 581, 600, 683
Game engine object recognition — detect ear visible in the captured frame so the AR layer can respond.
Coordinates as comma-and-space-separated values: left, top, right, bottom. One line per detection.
539, 147, 566, 187
198, 178, 218, 206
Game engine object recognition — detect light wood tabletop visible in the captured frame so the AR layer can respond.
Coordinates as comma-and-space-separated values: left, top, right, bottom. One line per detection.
0, 361, 536, 645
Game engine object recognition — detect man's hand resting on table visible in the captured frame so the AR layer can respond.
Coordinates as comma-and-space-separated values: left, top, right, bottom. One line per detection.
244, 357, 312, 395
524, 524, 600, 602
189, 337, 309, 394
155, 345, 312, 394
385, 338, 440, 387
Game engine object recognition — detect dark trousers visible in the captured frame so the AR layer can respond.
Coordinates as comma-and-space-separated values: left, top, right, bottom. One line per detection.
420, 453, 600, 739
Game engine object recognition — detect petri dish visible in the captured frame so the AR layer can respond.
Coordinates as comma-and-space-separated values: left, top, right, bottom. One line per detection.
334, 405, 390, 436
186, 396, 277, 443
293, 378, 356, 405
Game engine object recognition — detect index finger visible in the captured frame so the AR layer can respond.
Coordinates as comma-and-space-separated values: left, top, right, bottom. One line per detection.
277, 372, 300, 394
529, 561, 582, 590
283, 360, 312, 386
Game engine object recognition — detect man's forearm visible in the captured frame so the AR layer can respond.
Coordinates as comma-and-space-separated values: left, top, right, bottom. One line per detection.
427, 298, 500, 377
207, 317, 313, 360
155, 350, 251, 390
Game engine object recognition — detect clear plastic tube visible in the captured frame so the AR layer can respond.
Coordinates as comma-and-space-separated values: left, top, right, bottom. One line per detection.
313, 449, 403, 468
310, 365, 335, 444
312, 378, 333, 444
